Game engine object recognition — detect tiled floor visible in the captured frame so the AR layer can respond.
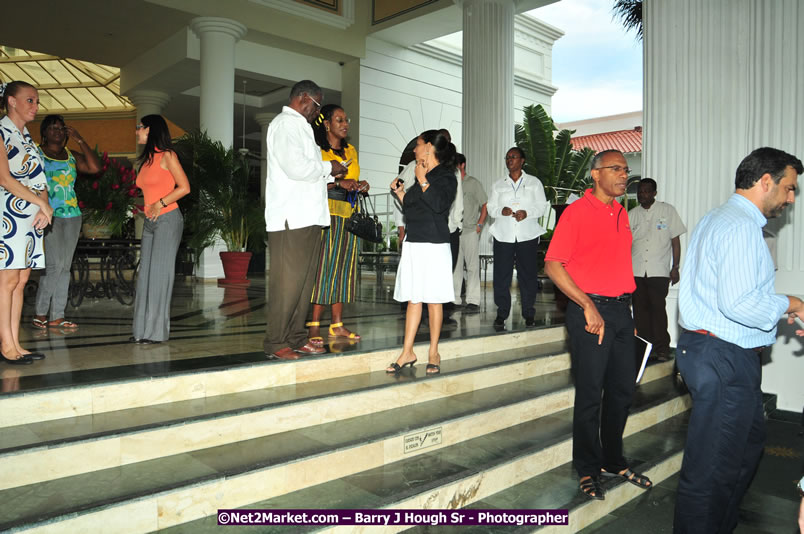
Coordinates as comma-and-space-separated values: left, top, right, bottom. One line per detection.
6, 273, 803, 533
6, 274, 562, 393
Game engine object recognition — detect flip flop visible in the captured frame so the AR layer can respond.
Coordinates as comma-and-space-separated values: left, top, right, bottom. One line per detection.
47, 319, 78, 329
32, 316, 48, 329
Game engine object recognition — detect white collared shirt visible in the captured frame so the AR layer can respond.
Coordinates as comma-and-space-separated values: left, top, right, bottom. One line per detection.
264, 106, 334, 231
393, 160, 463, 232
629, 200, 686, 277
487, 172, 550, 243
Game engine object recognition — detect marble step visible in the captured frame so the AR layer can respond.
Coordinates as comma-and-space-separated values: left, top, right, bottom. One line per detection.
0, 337, 605, 491
152, 377, 690, 534
1, 327, 567, 428
403, 411, 691, 534
0, 370, 685, 533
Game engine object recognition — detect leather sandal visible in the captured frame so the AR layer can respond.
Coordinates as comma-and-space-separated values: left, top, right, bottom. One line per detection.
580, 476, 605, 500
328, 322, 360, 340
601, 468, 652, 490
306, 321, 324, 347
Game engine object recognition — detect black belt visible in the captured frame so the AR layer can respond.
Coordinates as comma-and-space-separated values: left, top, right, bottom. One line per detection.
588, 293, 631, 304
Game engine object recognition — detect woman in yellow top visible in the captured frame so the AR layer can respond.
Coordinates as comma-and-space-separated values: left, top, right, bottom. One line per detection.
307, 104, 369, 346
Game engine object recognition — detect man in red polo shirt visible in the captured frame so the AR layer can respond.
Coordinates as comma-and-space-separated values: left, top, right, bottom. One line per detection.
545, 149, 652, 501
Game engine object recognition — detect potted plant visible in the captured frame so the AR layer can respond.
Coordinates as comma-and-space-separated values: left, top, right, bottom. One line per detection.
174, 130, 265, 284
74, 150, 140, 238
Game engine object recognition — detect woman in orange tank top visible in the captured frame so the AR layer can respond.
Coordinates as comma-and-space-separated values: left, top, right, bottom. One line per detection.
130, 115, 190, 344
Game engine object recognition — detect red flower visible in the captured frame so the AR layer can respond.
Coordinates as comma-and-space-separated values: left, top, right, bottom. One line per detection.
112, 184, 120, 190
128, 188, 139, 197
105, 202, 113, 211
78, 201, 86, 208
92, 181, 99, 190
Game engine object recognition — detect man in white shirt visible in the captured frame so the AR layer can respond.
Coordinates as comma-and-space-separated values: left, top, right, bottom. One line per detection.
452, 153, 488, 311
628, 178, 686, 361
487, 147, 550, 327
264, 80, 347, 360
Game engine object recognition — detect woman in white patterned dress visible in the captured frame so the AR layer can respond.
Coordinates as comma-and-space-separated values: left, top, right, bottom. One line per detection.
0, 81, 54, 364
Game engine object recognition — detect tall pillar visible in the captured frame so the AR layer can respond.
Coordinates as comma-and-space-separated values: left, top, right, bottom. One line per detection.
190, 17, 247, 147
190, 17, 247, 279
127, 90, 171, 122
254, 112, 276, 274
460, 0, 515, 255
644, 0, 804, 410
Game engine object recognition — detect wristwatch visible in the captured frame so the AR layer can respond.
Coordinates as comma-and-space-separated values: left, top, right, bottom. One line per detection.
797, 475, 804, 498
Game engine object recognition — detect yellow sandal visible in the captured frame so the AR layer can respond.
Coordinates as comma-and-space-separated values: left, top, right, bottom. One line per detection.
306, 321, 324, 347
328, 322, 361, 340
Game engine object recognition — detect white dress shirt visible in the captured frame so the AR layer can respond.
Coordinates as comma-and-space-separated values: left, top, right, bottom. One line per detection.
393, 160, 463, 232
487, 172, 550, 243
629, 201, 686, 277
264, 106, 334, 231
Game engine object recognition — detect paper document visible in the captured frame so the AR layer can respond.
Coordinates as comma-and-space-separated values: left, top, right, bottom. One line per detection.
634, 335, 653, 384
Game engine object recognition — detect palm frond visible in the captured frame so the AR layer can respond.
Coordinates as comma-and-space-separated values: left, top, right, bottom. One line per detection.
612, 0, 643, 41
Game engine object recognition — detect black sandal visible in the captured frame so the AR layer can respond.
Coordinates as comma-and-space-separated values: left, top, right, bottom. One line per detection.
386, 359, 416, 373
426, 363, 440, 375
580, 476, 605, 500
601, 468, 652, 490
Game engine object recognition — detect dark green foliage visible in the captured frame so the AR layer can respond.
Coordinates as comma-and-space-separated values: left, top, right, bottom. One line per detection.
612, 0, 643, 41
514, 104, 595, 206
174, 130, 265, 254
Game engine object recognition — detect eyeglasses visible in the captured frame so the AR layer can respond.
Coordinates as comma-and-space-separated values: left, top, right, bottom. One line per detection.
595, 165, 631, 174
135, 124, 146, 130
333, 117, 351, 124
306, 94, 322, 110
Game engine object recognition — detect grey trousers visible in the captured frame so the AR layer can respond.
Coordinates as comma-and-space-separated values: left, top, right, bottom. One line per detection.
35, 215, 82, 319
133, 209, 183, 342
452, 228, 481, 305
264, 224, 323, 355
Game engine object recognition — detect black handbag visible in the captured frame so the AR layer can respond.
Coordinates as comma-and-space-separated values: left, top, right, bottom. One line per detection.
346, 194, 383, 243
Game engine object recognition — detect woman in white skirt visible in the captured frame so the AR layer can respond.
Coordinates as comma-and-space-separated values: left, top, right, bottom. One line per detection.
387, 130, 457, 375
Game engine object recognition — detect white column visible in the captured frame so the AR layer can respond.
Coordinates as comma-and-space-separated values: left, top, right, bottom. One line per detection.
127, 90, 171, 122
254, 112, 277, 202
460, 0, 515, 256
190, 17, 247, 279
644, 0, 804, 411
190, 17, 247, 147
254, 112, 276, 274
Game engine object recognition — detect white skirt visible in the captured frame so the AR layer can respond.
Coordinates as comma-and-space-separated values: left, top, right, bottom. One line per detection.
394, 241, 455, 304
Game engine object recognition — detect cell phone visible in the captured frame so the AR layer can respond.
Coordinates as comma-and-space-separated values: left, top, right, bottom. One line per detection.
794, 316, 804, 329
341, 159, 352, 168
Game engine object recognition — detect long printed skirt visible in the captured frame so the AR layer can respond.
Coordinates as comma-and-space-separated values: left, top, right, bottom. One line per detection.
311, 215, 360, 305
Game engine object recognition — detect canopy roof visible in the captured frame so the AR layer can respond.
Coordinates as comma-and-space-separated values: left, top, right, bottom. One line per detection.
0, 46, 134, 113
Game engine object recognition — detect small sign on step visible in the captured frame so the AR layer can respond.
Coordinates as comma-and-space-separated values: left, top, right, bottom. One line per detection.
404, 427, 442, 453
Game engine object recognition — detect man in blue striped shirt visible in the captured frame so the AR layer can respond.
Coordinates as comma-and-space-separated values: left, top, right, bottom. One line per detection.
675, 147, 804, 534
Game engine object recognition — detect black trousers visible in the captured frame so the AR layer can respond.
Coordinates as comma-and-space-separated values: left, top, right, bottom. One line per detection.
673, 331, 765, 534
492, 237, 539, 319
566, 299, 636, 478
633, 276, 671, 355
450, 229, 460, 271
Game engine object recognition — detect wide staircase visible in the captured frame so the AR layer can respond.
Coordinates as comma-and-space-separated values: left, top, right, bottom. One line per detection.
0, 325, 691, 533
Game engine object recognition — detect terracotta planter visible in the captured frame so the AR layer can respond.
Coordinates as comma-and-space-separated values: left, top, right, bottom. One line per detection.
218, 251, 252, 285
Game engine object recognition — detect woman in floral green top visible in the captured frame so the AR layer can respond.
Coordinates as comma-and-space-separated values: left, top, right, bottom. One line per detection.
32, 115, 101, 330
